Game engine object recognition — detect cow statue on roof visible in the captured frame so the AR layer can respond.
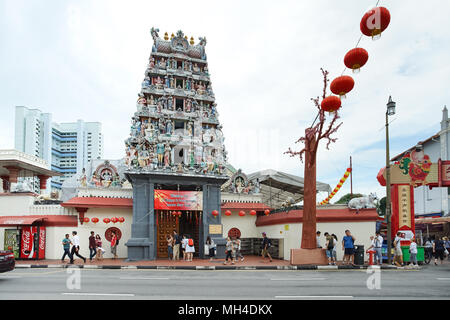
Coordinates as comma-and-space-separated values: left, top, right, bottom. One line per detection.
348, 193, 378, 210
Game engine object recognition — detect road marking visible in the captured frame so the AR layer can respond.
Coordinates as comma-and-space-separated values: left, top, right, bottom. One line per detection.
275, 295, 353, 299
270, 278, 326, 281
436, 278, 450, 280
0, 276, 22, 279
119, 277, 169, 280
62, 293, 135, 297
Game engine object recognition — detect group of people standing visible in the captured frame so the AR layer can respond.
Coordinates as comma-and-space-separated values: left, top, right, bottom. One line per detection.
166, 231, 196, 261
61, 230, 118, 264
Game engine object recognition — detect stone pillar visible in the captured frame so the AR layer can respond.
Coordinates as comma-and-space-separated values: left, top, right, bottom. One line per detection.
38, 175, 49, 193
1, 176, 9, 192
201, 184, 226, 259
125, 176, 155, 261
5, 166, 19, 184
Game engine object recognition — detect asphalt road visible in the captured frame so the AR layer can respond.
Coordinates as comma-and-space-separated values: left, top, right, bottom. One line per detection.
0, 265, 449, 300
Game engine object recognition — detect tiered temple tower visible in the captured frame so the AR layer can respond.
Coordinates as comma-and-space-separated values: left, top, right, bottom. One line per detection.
124, 28, 228, 260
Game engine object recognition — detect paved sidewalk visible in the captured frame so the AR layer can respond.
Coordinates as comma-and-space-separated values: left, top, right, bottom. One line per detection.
14, 255, 410, 270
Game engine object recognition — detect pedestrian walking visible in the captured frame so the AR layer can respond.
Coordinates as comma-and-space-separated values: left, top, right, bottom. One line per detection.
95, 234, 105, 260
342, 230, 356, 266
206, 236, 216, 261
316, 231, 322, 248
234, 236, 244, 262
70, 231, 86, 264
409, 238, 418, 268
173, 230, 181, 260
444, 236, 450, 261
224, 236, 235, 265
393, 232, 404, 267
181, 235, 188, 261
433, 236, 446, 265
110, 231, 118, 259
324, 232, 335, 265
61, 234, 73, 263
166, 234, 174, 260
261, 232, 273, 262
88, 231, 97, 261
186, 235, 195, 262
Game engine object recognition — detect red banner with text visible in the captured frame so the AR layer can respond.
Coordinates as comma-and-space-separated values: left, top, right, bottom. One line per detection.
154, 190, 203, 211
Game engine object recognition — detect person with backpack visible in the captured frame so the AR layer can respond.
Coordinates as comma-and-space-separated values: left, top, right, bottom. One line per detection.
324, 232, 335, 265
261, 232, 273, 262
185, 235, 195, 262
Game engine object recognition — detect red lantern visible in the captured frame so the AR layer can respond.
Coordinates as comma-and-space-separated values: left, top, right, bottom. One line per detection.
360, 7, 391, 40
212, 210, 219, 217
118, 217, 125, 223
250, 210, 257, 216
330, 76, 354, 98
347, 167, 352, 173
344, 48, 369, 73
103, 218, 110, 224
321, 96, 342, 112
83, 217, 90, 223
91, 217, 99, 223
224, 210, 232, 216
238, 211, 245, 217
264, 209, 270, 216
111, 217, 118, 224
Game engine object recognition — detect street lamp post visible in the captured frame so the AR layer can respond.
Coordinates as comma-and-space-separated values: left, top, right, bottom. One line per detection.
386, 96, 396, 264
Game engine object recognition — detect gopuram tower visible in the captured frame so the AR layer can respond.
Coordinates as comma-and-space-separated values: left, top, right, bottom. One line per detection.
124, 28, 228, 260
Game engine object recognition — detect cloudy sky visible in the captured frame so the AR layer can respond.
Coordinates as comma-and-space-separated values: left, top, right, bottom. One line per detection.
1, 0, 449, 202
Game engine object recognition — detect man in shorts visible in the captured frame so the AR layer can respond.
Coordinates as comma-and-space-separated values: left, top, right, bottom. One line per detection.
324, 232, 335, 265
342, 230, 356, 266
393, 232, 404, 267
261, 232, 272, 262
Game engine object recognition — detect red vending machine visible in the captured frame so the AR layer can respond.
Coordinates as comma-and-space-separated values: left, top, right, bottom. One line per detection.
19, 226, 46, 260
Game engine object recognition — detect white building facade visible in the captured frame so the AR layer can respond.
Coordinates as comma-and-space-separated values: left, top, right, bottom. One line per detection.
15, 106, 104, 191
393, 107, 450, 217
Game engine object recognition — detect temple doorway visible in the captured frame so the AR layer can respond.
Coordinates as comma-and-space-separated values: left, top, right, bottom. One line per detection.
156, 210, 201, 259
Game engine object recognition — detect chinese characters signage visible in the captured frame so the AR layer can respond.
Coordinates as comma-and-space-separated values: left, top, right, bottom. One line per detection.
398, 185, 411, 229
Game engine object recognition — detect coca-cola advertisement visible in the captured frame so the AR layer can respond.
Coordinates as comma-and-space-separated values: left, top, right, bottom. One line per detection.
19, 226, 46, 260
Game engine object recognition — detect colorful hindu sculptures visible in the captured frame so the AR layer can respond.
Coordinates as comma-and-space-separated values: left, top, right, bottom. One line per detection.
124, 28, 227, 176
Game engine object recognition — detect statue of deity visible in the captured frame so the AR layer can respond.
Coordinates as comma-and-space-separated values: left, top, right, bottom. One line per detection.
193, 63, 200, 73
164, 143, 171, 167
149, 95, 155, 105
187, 122, 193, 136
166, 120, 173, 135
155, 76, 164, 89
156, 142, 165, 167
185, 99, 192, 112
159, 58, 166, 69
165, 76, 170, 88
79, 168, 87, 187
167, 96, 173, 110
149, 57, 155, 69
170, 76, 175, 89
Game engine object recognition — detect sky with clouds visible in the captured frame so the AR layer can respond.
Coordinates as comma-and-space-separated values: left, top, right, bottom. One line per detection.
1, 0, 449, 202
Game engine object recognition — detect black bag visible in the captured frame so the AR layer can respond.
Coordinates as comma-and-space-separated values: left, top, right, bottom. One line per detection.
116, 239, 119, 245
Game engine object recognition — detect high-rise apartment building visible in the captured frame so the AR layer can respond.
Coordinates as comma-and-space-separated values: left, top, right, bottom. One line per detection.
15, 106, 104, 190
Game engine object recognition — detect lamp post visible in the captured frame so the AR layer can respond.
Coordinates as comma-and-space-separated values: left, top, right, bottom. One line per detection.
386, 96, 396, 264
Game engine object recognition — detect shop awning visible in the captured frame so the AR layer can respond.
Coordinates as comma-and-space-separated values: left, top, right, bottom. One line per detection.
415, 217, 450, 224
0, 215, 78, 227
0, 216, 44, 226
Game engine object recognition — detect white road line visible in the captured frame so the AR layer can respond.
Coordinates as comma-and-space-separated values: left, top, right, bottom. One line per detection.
62, 293, 135, 297
270, 278, 326, 281
0, 276, 22, 279
436, 278, 450, 280
275, 295, 353, 299
119, 277, 169, 280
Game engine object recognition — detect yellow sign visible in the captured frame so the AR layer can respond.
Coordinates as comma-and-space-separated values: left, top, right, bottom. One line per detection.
284, 225, 289, 231
209, 224, 223, 235
398, 185, 411, 229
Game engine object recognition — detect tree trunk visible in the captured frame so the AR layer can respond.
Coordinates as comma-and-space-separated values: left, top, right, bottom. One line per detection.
301, 129, 317, 249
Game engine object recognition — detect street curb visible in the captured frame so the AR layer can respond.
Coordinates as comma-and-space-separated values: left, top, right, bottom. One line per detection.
13, 264, 407, 270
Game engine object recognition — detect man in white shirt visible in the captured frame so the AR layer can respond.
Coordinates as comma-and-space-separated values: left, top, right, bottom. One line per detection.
373, 231, 384, 265
393, 232, 403, 267
70, 231, 86, 264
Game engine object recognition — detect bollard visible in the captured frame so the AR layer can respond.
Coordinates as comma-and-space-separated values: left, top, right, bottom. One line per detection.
367, 249, 375, 266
